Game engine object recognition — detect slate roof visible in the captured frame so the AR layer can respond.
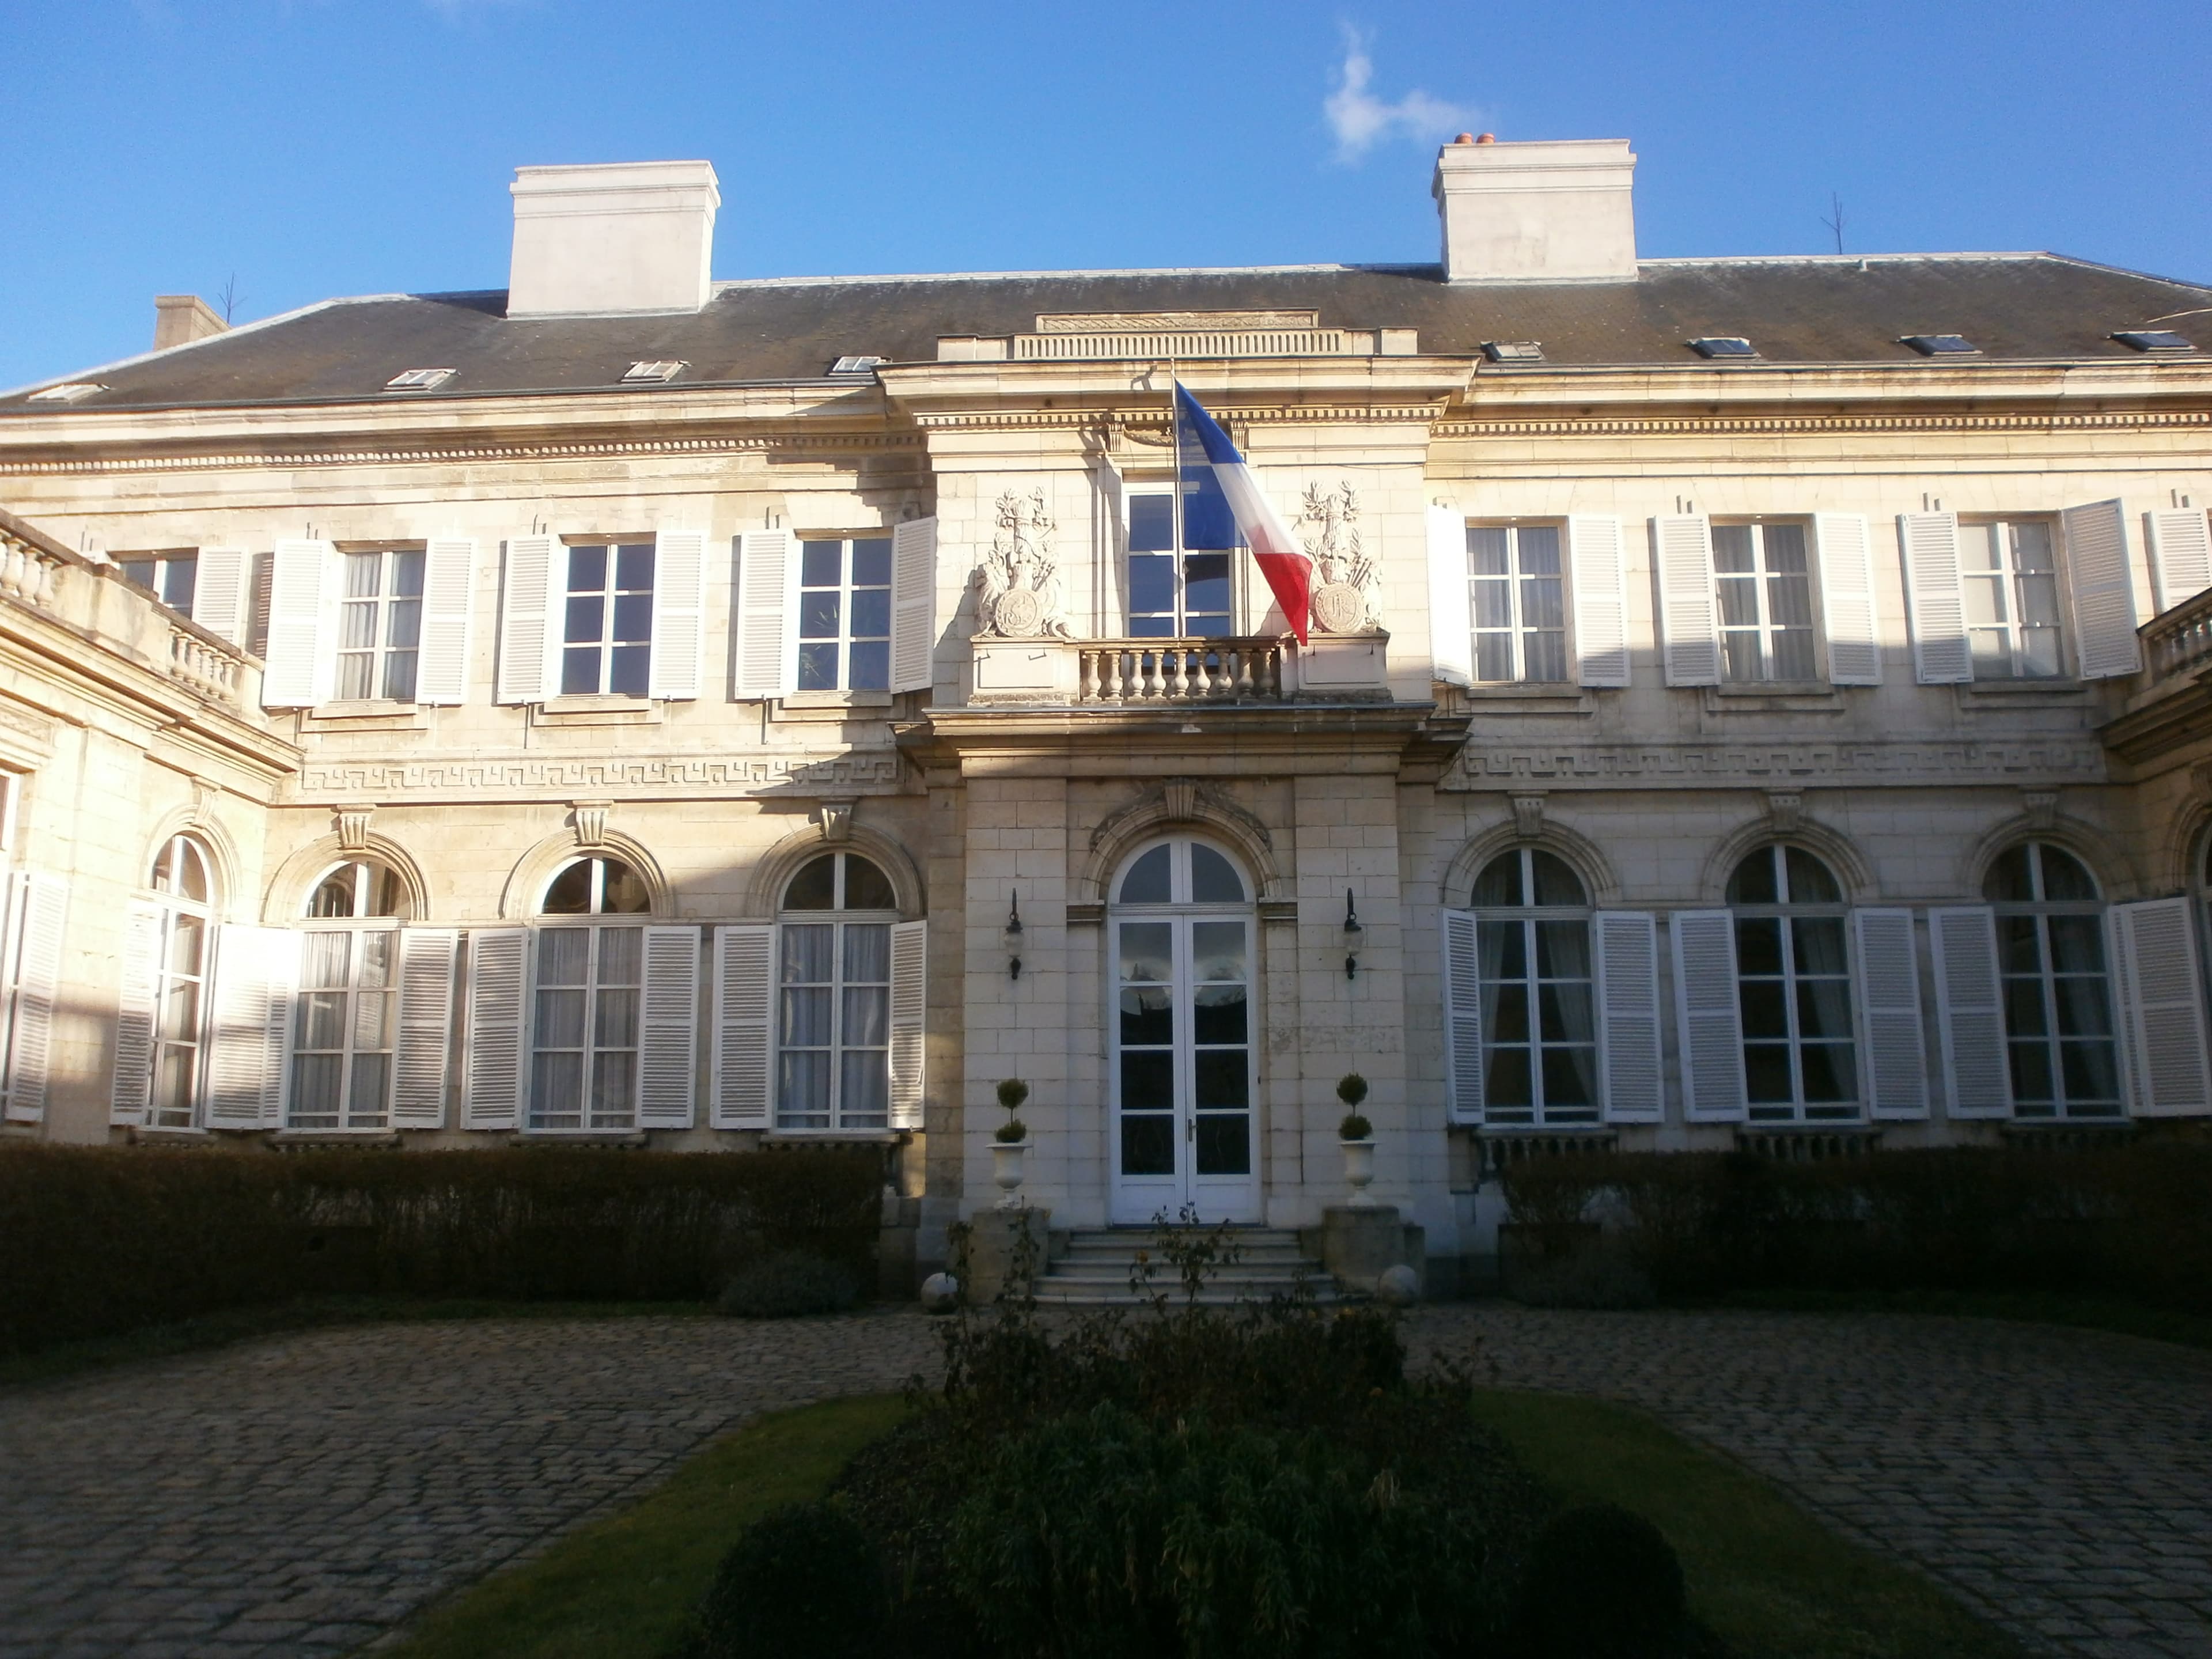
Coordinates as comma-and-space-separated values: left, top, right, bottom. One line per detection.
7, 255, 2210, 413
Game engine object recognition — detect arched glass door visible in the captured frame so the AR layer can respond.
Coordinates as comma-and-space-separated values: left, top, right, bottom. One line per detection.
1109, 836, 1259, 1224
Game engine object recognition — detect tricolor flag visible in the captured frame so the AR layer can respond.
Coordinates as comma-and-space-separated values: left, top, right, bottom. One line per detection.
1175, 382, 1314, 644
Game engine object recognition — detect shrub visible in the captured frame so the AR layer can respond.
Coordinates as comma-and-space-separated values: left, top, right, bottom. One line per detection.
1509, 1503, 1689, 1658
717, 1251, 861, 1318
995, 1078, 1029, 1144
690, 1501, 887, 1659
1339, 1112, 1373, 1141
1337, 1073, 1369, 1106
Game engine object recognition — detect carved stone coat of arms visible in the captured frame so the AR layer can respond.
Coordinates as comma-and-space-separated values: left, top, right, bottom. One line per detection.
1301, 482, 1381, 633
974, 488, 1073, 639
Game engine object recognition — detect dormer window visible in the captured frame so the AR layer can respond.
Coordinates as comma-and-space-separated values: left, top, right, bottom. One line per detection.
828, 355, 887, 376
27, 382, 105, 403
1901, 334, 1979, 357
622, 360, 685, 382
1482, 342, 1543, 363
2111, 331, 2195, 354
1688, 337, 1758, 359
384, 368, 454, 391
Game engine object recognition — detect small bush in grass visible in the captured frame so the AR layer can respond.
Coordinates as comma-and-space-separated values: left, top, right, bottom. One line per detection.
1509, 1502, 1689, 1657
690, 1501, 887, 1659
717, 1251, 861, 1318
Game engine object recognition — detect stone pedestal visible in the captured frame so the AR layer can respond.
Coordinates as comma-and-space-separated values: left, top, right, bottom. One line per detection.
1317, 1205, 1426, 1298
962, 1206, 1053, 1304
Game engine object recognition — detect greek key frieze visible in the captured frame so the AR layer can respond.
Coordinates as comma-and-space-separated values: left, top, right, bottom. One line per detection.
296, 754, 902, 798
1444, 743, 2107, 787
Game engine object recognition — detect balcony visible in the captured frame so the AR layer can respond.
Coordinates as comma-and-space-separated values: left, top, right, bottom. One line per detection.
965, 632, 1391, 707
2100, 586, 2212, 766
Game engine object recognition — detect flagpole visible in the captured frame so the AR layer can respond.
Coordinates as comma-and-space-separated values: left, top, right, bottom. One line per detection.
1166, 348, 1183, 603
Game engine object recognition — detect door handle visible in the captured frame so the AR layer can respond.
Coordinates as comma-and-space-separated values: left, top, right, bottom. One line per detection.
1185, 1116, 1194, 1142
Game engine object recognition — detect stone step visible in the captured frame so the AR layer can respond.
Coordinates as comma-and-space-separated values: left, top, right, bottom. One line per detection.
1036, 1226, 1334, 1306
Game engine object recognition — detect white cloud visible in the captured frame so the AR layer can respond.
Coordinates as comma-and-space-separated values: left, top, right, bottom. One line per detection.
1323, 31, 1476, 162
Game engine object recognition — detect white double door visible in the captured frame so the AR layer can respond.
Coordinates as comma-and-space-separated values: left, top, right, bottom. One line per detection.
1109, 912, 1261, 1224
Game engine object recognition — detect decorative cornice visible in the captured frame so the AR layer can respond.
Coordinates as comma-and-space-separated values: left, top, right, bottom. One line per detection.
912, 403, 1448, 433
1434, 409, 2212, 440
0, 429, 925, 477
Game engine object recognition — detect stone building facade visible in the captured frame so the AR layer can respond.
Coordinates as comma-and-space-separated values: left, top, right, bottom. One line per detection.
3, 141, 2211, 1289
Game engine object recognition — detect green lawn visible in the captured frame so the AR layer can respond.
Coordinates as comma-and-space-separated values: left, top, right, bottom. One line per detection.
1468, 1388, 2024, 1659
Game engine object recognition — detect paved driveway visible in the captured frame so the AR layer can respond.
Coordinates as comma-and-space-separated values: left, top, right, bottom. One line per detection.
0, 1305, 2206, 1658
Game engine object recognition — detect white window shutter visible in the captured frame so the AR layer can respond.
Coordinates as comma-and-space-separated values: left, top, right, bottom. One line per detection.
463, 929, 528, 1129
2110, 898, 2212, 1116
205, 925, 293, 1128
2, 873, 66, 1123
889, 918, 927, 1130
891, 517, 938, 695
1441, 909, 1483, 1123
1899, 513, 1972, 684
261, 539, 334, 708
1594, 910, 1662, 1122
1425, 506, 1474, 687
1097, 456, 1127, 635
647, 531, 706, 701
1929, 907, 2011, 1118
710, 924, 775, 1128
2061, 499, 2143, 678
391, 927, 459, 1129
1852, 908, 1927, 1119
415, 538, 476, 706
1653, 516, 1721, 686
110, 899, 163, 1127
638, 926, 700, 1129
1671, 910, 1746, 1121
733, 530, 798, 699
1568, 514, 1631, 688
1813, 513, 1882, 685
495, 535, 559, 704
2147, 508, 2212, 611
190, 548, 249, 646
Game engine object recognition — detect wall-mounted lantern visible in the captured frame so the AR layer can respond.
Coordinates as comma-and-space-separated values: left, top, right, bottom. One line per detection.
1005, 891, 1024, 980
1343, 889, 1362, 980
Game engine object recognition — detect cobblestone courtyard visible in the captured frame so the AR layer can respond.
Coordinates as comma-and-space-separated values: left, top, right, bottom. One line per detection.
1, 1305, 2206, 1658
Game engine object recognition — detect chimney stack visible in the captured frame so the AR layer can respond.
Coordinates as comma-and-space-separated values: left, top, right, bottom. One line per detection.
1432, 137, 1638, 283
507, 161, 721, 317
153, 294, 229, 350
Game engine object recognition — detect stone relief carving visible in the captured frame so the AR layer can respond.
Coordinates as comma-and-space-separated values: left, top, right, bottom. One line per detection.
1300, 482, 1381, 633
974, 489, 1073, 639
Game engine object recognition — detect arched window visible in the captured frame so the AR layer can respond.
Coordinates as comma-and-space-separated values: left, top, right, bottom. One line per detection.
142, 834, 215, 1130
778, 853, 898, 1131
291, 860, 412, 1132
541, 855, 650, 916
1984, 842, 2119, 1117
1469, 848, 1596, 1126
1728, 845, 1857, 1120
530, 856, 653, 1132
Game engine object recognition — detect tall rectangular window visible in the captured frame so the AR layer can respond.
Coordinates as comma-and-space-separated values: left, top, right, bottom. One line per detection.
561, 542, 654, 696
335, 548, 425, 701
1961, 521, 2063, 680
117, 553, 198, 613
289, 930, 396, 1130
1466, 525, 1567, 681
798, 537, 892, 691
1712, 522, 1816, 681
777, 921, 891, 1130
529, 926, 641, 1130
1127, 490, 1233, 638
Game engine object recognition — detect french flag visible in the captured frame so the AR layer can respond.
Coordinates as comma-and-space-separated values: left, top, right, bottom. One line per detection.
1175, 382, 1313, 644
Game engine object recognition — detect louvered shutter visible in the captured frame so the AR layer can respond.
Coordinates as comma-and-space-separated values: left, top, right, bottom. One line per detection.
1441, 909, 1483, 1123
638, 926, 700, 1129
1425, 507, 1474, 687
495, 535, 559, 704
415, 538, 476, 706
110, 899, 163, 1126
2061, 499, 2142, 678
2, 873, 66, 1123
1813, 513, 1882, 685
191, 548, 249, 645
2147, 509, 2212, 611
391, 927, 459, 1128
1929, 907, 2011, 1118
1569, 515, 1631, 688
1671, 911, 1746, 1121
1097, 456, 1127, 634
890, 517, 938, 695
1852, 908, 1927, 1119
733, 530, 797, 699
889, 919, 926, 1130
261, 539, 334, 708
710, 924, 775, 1128
1595, 911, 1662, 1122
1653, 516, 1721, 685
2110, 898, 2212, 1116
648, 531, 706, 700
463, 929, 528, 1129
1899, 513, 1972, 684
205, 925, 293, 1128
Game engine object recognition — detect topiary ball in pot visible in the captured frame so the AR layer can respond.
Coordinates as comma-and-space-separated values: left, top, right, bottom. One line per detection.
716, 1251, 860, 1319
1509, 1501, 1688, 1658
693, 1501, 887, 1659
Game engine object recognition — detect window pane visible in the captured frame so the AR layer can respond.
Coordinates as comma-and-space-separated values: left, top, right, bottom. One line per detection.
1183, 553, 1232, 620
1474, 632, 1516, 682
1711, 525, 1755, 573
2045, 916, 2107, 976
341, 601, 380, 650
168, 913, 206, 975
589, 1051, 635, 1127
1800, 1041, 1857, 1102
843, 922, 890, 983
1192, 984, 1247, 1044
612, 593, 652, 643
541, 863, 593, 915
1540, 1044, 1597, 1108
784, 857, 836, 911
851, 539, 892, 586
797, 642, 839, 691
2009, 1039, 2054, 1104
593, 987, 639, 1050
1796, 978, 1854, 1040
566, 593, 607, 642
801, 541, 843, 586
1784, 848, 1842, 904
1118, 921, 1173, 983
1960, 524, 2002, 573
601, 862, 650, 915
1191, 920, 1246, 981
2037, 846, 2099, 902
1533, 919, 1590, 979
290, 1054, 341, 1126
1770, 628, 1816, 681
843, 857, 896, 911
781, 986, 831, 1047
1120, 1111, 1175, 1174
1984, 847, 2036, 903
1520, 575, 1564, 630
1720, 630, 1762, 683
1762, 522, 1808, 572
300, 931, 351, 989
1194, 1050, 1248, 1110
2010, 522, 2055, 572
1744, 1043, 1793, 1102
391, 550, 425, 598
2060, 1040, 2120, 1106
1194, 1113, 1251, 1175
1118, 847, 1171, 904
800, 591, 842, 640
1119, 1051, 1174, 1112
1128, 495, 1175, 554
615, 545, 654, 590
1471, 580, 1513, 629
1530, 852, 1586, 908
849, 589, 891, 639
1516, 525, 1561, 575
1739, 980, 1787, 1038
1472, 855, 1523, 907
567, 545, 607, 593
846, 641, 889, 690
1189, 845, 1245, 903
348, 1053, 390, 1124
1128, 553, 1176, 616
608, 645, 649, 696
1791, 916, 1849, 976
1484, 1045, 1532, 1108
1521, 630, 1567, 683
1715, 575, 1760, 627
781, 923, 834, 984
778, 1051, 830, 1126
1736, 916, 1783, 976
1121, 985, 1172, 1045
1490, 982, 1530, 1043
2051, 974, 2113, 1037
1962, 573, 2007, 627
839, 1051, 888, 1126
299, 991, 346, 1050
560, 646, 600, 695
535, 987, 585, 1048
381, 649, 419, 703
537, 926, 590, 982
1467, 527, 1510, 576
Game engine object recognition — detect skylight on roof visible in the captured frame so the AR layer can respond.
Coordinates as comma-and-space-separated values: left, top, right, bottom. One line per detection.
27, 382, 106, 403
828, 355, 887, 376
1687, 336, 1758, 359
1901, 334, 1979, 357
2112, 330, 2196, 354
385, 368, 454, 391
622, 360, 685, 382
1482, 341, 1543, 363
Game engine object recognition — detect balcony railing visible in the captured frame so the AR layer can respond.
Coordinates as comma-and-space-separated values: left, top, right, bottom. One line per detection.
1077, 637, 1286, 703
2141, 585, 2212, 681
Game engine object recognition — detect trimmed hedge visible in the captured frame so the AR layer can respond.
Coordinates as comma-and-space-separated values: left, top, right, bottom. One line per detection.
1500, 1141, 2212, 1312
0, 1145, 882, 1355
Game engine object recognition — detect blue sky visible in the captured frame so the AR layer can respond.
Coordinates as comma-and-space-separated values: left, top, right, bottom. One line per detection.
3, 0, 2209, 390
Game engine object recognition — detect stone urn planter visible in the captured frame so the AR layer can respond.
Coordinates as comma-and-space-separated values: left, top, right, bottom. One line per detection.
991, 1137, 1030, 1209
1339, 1135, 1377, 1207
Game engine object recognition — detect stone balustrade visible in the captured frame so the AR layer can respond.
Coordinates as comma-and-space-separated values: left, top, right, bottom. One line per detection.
168, 626, 244, 705
1077, 637, 1286, 703
2141, 585, 2212, 682
0, 533, 65, 612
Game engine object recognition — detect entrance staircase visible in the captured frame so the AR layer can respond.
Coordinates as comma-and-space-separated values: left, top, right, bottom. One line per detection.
1029, 1227, 1338, 1308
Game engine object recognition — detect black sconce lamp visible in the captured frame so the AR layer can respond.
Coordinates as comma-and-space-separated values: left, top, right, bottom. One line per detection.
1343, 889, 1362, 980
1005, 891, 1024, 980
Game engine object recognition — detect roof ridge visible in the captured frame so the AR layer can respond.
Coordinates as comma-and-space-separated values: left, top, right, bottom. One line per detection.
0, 296, 359, 402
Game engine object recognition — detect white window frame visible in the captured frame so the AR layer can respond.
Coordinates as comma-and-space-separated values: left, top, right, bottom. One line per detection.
525, 855, 656, 1135
775, 853, 898, 1133
559, 540, 656, 698
145, 835, 216, 1131
1729, 845, 1862, 1123
332, 546, 427, 703
1988, 842, 2123, 1119
796, 535, 895, 692
1959, 518, 2065, 681
1710, 520, 1819, 684
1468, 847, 1599, 1126
116, 551, 199, 613
1465, 524, 1570, 684
1125, 483, 1239, 638
289, 860, 412, 1134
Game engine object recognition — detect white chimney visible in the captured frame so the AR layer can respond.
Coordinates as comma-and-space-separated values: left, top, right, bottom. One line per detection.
507, 161, 721, 318
1432, 136, 1637, 283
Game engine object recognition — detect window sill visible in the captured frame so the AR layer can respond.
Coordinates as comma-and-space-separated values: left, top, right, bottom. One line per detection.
126, 1126, 210, 1144
1453, 683, 1597, 715
270, 1130, 402, 1149
1700, 683, 1846, 713
504, 1131, 651, 1147
764, 1128, 903, 1144
1955, 679, 2089, 709
777, 690, 896, 722
304, 701, 429, 732
533, 696, 663, 728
